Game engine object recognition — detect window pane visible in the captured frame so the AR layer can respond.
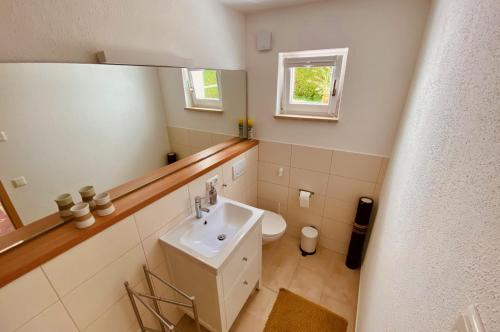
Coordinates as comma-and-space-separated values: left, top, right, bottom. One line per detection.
190, 69, 220, 100
203, 70, 220, 99
290, 66, 333, 105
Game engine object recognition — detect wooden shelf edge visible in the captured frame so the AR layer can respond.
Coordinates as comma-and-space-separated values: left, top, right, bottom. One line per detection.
0, 138, 243, 253
0, 140, 258, 287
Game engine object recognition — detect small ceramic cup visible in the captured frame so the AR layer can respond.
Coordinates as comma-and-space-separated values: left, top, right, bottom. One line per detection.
70, 202, 95, 229
79, 185, 96, 210
94, 192, 115, 217
55, 193, 74, 218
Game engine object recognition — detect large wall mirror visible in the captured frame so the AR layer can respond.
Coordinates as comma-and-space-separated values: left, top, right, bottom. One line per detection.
0, 63, 247, 247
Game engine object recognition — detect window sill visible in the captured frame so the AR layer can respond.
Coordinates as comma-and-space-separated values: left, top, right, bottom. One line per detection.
185, 107, 223, 113
274, 114, 338, 122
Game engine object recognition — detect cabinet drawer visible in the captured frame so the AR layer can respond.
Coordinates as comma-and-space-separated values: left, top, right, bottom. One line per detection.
221, 225, 260, 296
224, 254, 259, 329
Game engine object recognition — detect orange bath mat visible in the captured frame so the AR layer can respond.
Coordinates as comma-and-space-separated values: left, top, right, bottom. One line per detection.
264, 288, 348, 332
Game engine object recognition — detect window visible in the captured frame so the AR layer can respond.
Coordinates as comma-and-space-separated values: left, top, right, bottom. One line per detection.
182, 68, 223, 111
276, 48, 348, 120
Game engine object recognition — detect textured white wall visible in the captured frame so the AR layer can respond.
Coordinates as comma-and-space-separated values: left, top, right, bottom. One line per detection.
245, 0, 431, 156
0, 64, 170, 224
0, 0, 245, 69
357, 0, 500, 331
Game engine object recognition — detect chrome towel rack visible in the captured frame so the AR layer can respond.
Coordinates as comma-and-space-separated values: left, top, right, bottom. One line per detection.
125, 265, 201, 332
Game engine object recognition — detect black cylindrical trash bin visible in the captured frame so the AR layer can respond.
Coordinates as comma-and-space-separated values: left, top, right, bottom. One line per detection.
167, 152, 177, 165
345, 197, 374, 269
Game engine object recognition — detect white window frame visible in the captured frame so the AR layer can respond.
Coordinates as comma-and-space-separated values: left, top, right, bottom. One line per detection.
276, 48, 348, 121
182, 68, 223, 111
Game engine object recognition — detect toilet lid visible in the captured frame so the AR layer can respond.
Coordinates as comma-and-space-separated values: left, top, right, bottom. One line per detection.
262, 211, 286, 236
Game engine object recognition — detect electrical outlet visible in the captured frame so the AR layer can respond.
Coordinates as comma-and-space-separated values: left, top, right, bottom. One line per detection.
0, 131, 7, 142
206, 175, 220, 190
11, 176, 28, 188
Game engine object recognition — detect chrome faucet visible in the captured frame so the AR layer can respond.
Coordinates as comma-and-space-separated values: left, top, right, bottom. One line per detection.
195, 196, 209, 219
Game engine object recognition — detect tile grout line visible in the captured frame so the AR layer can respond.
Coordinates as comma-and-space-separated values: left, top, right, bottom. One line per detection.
80, 273, 148, 332
47, 234, 143, 299
11, 296, 74, 332
39, 267, 81, 332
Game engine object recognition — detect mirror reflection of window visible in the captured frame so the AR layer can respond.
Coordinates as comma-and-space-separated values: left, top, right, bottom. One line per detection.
0, 64, 245, 242
183, 68, 223, 110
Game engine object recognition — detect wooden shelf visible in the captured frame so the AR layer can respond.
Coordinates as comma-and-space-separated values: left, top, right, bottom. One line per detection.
0, 138, 242, 255
0, 140, 258, 287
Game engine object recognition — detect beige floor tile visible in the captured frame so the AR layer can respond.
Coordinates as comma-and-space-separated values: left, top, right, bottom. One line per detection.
262, 237, 300, 292
319, 293, 357, 332
288, 265, 326, 303
229, 311, 266, 332
262, 241, 279, 265
262, 256, 298, 292
298, 246, 335, 276
241, 242, 358, 332
242, 287, 277, 318
277, 234, 300, 252
174, 315, 210, 332
323, 254, 360, 308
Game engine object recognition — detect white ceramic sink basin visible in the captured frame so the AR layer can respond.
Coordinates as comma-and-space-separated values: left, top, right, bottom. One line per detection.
180, 202, 252, 257
160, 196, 264, 270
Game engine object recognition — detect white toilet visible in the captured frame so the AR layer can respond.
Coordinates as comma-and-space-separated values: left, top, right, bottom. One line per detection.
261, 210, 287, 245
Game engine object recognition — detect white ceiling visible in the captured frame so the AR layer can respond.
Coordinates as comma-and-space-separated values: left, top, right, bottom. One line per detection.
217, 0, 325, 13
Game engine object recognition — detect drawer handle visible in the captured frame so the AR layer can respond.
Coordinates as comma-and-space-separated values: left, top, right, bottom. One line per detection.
242, 257, 248, 262
243, 280, 248, 285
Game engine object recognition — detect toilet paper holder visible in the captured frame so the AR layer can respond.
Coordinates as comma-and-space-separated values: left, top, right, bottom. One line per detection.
298, 189, 313, 209
298, 189, 314, 196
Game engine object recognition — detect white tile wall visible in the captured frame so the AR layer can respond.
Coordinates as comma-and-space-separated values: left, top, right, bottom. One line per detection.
257, 140, 389, 255
134, 187, 190, 240
291, 145, 332, 173
0, 142, 388, 331
42, 216, 140, 296
331, 150, 383, 182
258, 141, 291, 165
61, 244, 147, 330
289, 167, 329, 195
258, 161, 290, 186
0, 146, 258, 332
16, 302, 78, 332
167, 126, 237, 159
220, 146, 258, 205
257, 181, 289, 206
0, 268, 59, 332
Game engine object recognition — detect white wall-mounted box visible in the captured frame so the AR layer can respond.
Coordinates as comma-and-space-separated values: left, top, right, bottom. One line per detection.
232, 159, 247, 180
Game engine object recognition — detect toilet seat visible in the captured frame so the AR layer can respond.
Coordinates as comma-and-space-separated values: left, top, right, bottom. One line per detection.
262, 211, 287, 239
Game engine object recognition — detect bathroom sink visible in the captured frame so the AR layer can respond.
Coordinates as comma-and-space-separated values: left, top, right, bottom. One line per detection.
160, 196, 264, 270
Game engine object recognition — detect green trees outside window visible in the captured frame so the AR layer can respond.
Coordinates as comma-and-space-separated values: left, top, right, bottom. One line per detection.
291, 66, 334, 104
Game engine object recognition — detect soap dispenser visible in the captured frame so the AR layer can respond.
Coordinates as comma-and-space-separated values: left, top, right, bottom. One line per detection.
208, 183, 218, 205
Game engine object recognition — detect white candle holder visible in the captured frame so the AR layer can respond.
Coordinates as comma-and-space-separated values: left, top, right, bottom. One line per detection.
79, 185, 96, 210
94, 192, 115, 217
55, 193, 74, 218
70, 202, 95, 229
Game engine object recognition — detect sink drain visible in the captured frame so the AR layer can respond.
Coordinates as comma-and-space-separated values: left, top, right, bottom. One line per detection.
217, 234, 226, 241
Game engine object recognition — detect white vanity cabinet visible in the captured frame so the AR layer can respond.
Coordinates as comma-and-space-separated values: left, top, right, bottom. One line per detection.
162, 221, 262, 332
